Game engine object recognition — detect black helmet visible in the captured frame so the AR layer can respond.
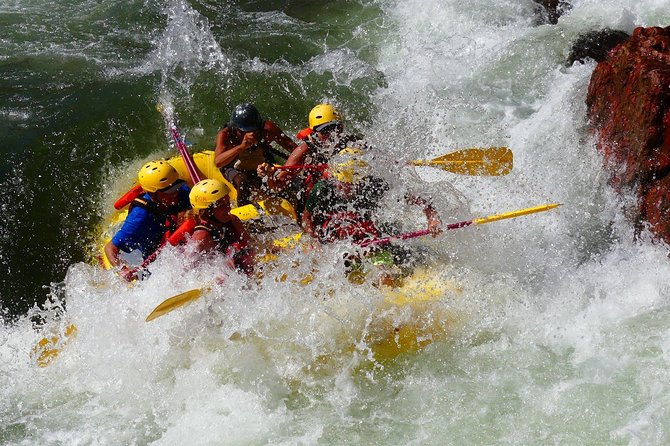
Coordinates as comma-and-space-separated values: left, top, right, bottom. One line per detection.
229, 103, 263, 132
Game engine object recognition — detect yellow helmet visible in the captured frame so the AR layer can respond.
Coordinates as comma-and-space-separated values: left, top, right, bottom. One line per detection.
189, 179, 231, 210
138, 160, 180, 192
308, 103, 342, 130
330, 148, 369, 183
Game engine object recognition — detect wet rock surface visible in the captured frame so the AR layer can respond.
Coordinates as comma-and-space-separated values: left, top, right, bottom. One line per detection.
586, 26, 670, 243
567, 29, 630, 65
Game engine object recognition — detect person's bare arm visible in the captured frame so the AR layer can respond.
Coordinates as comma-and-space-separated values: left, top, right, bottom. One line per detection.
103, 241, 136, 281
214, 130, 256, 168
260, 142, 311, 189
284, 142, 309, 167
104, 241, 121, 267
406, 194, 442, 236
191, 229, 218, 252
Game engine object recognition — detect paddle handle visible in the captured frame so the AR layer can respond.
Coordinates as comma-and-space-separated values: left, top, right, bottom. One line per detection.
357, 203, 560, 248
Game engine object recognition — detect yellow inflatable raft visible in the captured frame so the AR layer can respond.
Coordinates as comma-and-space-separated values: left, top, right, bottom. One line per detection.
49, 150, 460, 368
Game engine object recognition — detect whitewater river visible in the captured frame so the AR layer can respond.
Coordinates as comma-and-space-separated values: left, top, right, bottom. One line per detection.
2, 0, 670, 444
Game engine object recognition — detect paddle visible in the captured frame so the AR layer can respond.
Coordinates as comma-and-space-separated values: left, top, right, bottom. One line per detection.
145, 288, 209, 322
157, 103, 202, 183
145, 232, 304, 321
32, 323, 78, 368
410, 147, 512, 176
274, 147, 513, 176
358, 203, 561, 247
170, 126, 201, 183
145, 203, 560, 322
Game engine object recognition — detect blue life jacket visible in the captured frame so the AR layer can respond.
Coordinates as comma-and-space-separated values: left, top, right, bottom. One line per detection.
111, 184, 190, 258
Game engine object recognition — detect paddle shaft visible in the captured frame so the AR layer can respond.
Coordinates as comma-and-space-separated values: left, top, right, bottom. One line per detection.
157, 104, 201, 183
359, 203, 560, 247
170, 127, 201, 183
128, 112, 200, 278
274, 164, 326, 171
275, 146, 512, 177
145, 204, 559, 320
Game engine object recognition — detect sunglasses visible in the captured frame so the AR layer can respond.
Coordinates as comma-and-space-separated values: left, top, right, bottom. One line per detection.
197, 198, 230, 215
208, 197, 230, 210
314, 122, 343, 134
157, 181, 182, 194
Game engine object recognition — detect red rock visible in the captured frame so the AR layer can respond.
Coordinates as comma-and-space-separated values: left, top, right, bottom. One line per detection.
642, 175, 670, 239
586, 26, 670, 244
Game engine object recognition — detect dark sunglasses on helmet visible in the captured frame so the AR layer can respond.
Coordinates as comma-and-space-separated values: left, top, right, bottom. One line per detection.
157, 181, 182, 194
314, 122, 343, 134
207, 197, 230, 210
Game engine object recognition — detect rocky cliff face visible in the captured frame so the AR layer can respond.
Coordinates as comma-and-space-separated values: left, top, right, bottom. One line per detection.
586, 26, 670, 244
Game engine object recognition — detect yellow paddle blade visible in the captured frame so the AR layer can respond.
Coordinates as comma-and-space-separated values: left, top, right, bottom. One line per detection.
32, 323, 78, 368
472, 203, 561, 226
145, 288, 207, 322
411, 147, 513, 176
430, 147, 511, 163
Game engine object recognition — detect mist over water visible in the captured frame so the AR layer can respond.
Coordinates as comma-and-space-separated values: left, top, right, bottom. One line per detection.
2, 0, 670, 444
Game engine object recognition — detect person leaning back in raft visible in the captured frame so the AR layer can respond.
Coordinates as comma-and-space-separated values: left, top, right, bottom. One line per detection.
103, 161, 191, 281
188, 179, 255, 276
214, 103, 297, 208
258, 103, 370, 218
301, 148, 442, 284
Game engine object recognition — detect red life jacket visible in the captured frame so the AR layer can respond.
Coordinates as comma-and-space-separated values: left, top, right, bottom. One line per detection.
193, 218, 253, 275
320, 211, 380, 243
298, 136, 333, 202
114, 184, 144, 210
296, 127, 313, 141
167, 218, 197, 245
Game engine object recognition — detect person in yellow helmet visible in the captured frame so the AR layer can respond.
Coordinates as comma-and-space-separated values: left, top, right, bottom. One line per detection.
259, 103, 368, 217
303, 148, 441, 244
103, 160, 191, 281
302, 148, 442, 285
188, 179, 255, 275
301, 148, 387, 243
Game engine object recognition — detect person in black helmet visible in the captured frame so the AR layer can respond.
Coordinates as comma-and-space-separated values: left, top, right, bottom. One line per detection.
214, 103, 297, 207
